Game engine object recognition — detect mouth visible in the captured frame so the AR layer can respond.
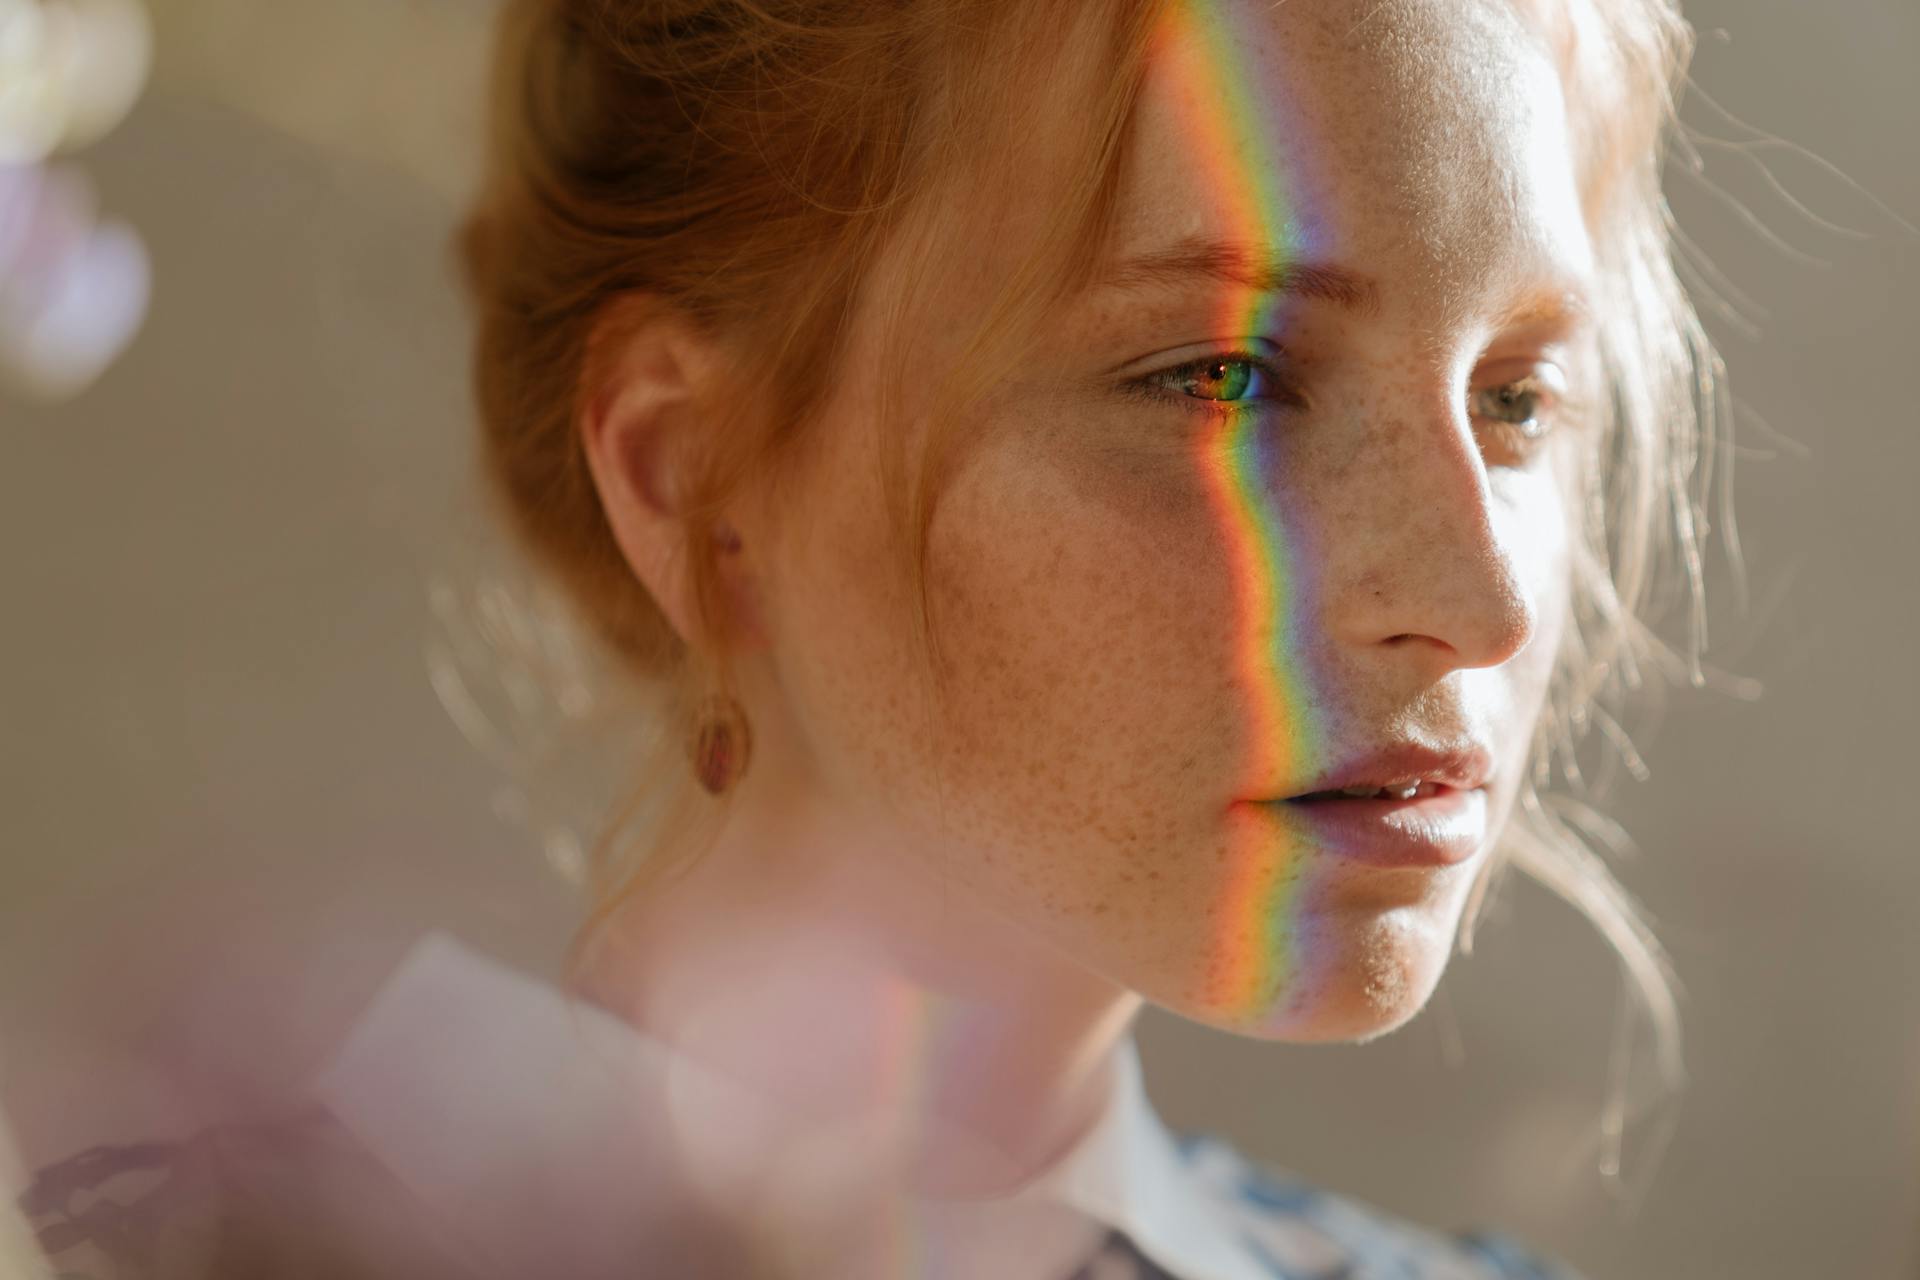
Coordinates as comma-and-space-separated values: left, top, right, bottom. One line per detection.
1271, 784, 1489, 868
1291, 779, 1455, 803
1264, 744, 1496, 868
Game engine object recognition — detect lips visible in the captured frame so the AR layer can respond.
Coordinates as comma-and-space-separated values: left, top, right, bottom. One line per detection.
1294, 778, 1447, 803
1261, 741, 1497, 869
1273, 784, 1489, 868
1284, 743, 1495, 801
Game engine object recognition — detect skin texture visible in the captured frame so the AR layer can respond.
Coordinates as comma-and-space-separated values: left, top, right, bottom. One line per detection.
579, 0, 1598, 1212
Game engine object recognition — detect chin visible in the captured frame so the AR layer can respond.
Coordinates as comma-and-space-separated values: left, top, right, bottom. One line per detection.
1172, 904, 1458, 1045
1262, 957, 1443, 1044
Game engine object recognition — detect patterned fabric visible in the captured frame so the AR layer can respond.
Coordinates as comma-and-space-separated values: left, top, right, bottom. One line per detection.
1169, 1135, 1580, 1280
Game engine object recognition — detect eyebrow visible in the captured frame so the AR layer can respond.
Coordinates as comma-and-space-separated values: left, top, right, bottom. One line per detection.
1492, 287, 1594, 334
1097, 237, 1383, 314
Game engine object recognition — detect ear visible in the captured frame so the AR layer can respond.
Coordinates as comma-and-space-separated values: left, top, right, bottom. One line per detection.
577, 297, 739, 649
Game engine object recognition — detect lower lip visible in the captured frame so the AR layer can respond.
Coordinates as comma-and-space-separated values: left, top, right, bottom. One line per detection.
1265, 786, 1490, 868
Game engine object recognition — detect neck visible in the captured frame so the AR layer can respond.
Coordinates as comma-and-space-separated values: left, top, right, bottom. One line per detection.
571, 773, 1143, 1199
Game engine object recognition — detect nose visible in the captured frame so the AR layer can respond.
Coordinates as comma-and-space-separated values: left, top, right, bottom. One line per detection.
1323, 397, 1539, 676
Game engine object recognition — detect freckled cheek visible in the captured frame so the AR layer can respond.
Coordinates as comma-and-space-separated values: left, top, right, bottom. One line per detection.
921, 482, 1250, 842
757, 452, 945, 806
917, 515, 1262, 971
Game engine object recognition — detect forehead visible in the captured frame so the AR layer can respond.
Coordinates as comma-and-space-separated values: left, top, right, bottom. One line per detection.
1114, 0, 1593, 316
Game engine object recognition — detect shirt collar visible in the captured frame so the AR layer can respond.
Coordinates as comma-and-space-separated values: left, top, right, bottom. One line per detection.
314, 932, 1272, 1280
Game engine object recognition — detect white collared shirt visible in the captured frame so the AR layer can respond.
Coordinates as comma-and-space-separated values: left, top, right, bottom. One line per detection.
311, 934, 1575, 1280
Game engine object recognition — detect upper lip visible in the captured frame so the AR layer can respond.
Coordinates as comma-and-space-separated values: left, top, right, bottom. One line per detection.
1283, 741, 1495, 799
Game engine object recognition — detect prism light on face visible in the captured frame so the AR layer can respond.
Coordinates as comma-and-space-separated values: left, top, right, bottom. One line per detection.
1146, 0, 1323, 1030
1108, 0, 1580, 1041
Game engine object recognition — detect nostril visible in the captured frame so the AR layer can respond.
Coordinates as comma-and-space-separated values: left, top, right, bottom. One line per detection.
1380, 631, 1463, 662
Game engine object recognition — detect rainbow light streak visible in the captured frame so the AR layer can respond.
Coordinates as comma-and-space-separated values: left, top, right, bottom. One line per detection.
1157, 0, 1323, 1026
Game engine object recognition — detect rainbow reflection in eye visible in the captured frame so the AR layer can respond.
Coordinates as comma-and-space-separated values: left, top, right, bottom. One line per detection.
1155, 0, 1326, 1028
1177, 356, 1258, 401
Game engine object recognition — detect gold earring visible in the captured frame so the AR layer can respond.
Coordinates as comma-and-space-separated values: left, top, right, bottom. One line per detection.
689, 694, 751, 795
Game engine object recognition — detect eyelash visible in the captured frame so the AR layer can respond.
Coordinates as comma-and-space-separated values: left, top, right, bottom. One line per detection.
1125, 354, 1566, 463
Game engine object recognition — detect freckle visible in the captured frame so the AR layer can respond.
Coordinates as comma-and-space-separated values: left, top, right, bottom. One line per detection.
1146, 870, 1162, 882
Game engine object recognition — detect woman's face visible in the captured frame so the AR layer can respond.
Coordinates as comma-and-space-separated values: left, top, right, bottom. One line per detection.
739, 0, 1595, 1041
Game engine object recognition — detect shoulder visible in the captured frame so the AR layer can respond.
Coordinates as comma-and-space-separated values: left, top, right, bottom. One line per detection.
1175, 1133, 1586, 1280
16, 1105, 482, 1280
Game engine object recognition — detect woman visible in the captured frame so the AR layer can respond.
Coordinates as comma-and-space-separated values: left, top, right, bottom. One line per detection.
20, 0, 1713, 1275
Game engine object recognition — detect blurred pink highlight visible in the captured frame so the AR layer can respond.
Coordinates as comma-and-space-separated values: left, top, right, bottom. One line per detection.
0, 0, 152, 401
0, 160, 149, 399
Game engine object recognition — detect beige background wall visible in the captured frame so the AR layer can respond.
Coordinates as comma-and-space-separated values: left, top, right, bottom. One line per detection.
3, 1, 1916, 1276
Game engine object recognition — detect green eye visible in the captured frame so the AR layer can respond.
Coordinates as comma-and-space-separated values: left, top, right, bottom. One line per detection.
1472, 377, 1550, 436
1153, 355, 1292, 405
1120, 349, 1303, 418
1178, 358, 1260, 402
